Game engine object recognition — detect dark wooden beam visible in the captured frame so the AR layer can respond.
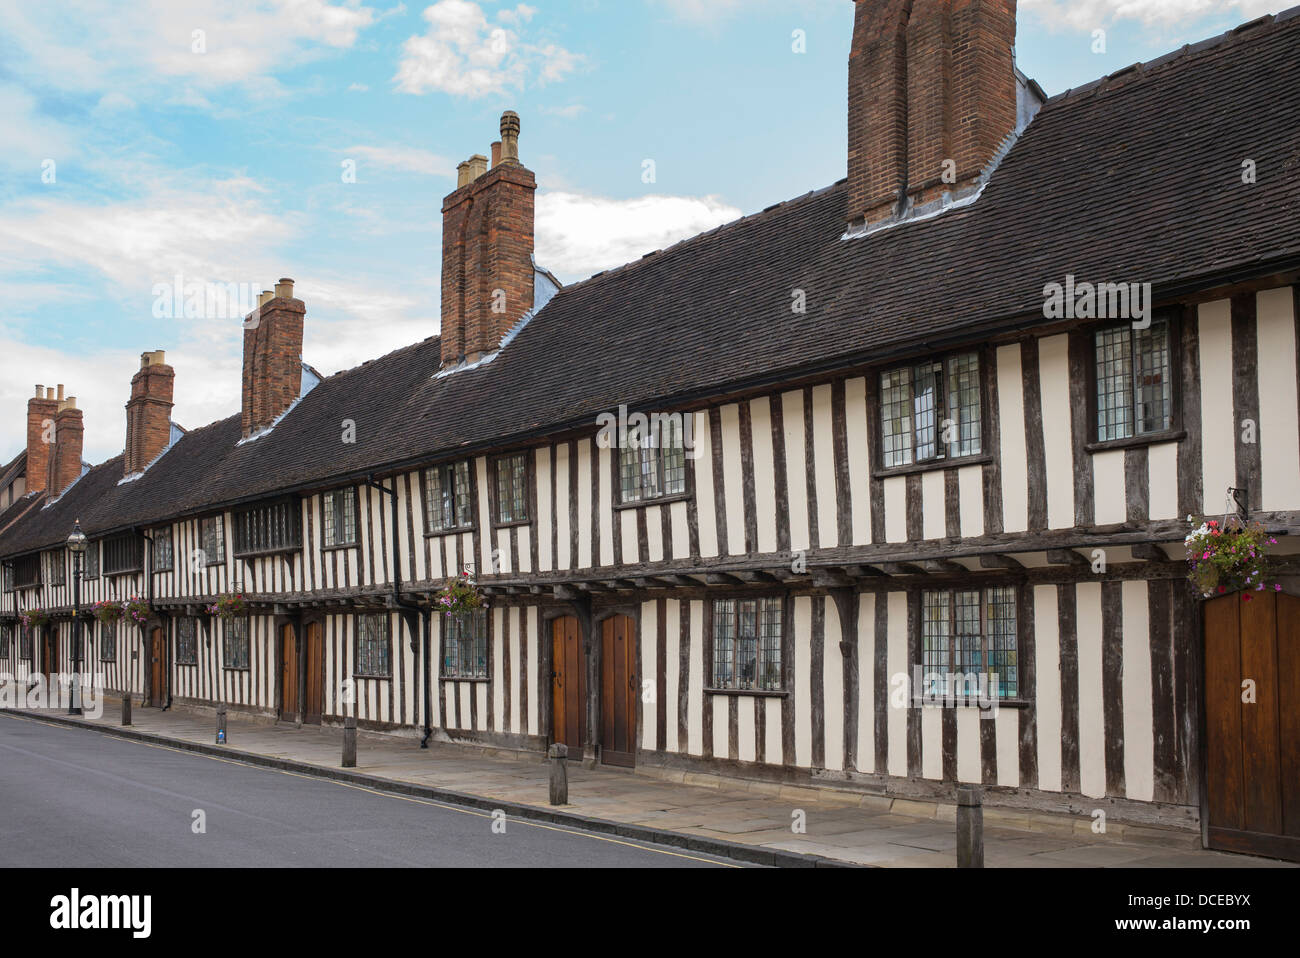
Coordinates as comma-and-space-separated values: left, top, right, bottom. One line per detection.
812, 571, 855, 588
704, 573, 744, 586
879, 562, 927, 576
921, 559, 966, 574
553, 585, 581, 600
1046, 549, 1088, 567
979, 554, 1024, 570
1130, 543, 1167, 561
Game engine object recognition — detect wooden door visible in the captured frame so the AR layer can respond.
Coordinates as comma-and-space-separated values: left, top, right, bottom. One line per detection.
600, 615, 637, 768
304, 621, 324, 725
43, 627, 58, 690
149, 627, 165, 706
551, 616, 586, 757
1203, 591, 1300, 862
280, 624, 299, 721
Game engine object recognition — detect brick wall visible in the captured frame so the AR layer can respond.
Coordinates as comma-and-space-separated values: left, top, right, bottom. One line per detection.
48, 402, 83, 496
25, 387, 59, 495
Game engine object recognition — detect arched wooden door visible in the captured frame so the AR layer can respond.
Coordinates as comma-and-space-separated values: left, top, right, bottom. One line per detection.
303, 621, 324, 725
600, 614, 637, 768
551, 616, 586, 757
1203, 590, 1300, 861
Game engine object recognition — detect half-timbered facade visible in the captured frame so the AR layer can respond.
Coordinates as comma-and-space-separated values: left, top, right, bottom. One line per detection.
3, 2, 1300, 855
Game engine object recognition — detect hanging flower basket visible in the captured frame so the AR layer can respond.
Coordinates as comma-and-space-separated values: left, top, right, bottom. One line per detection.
19, 607, 49, 632
434, 572, 485, 619
1185, 515, 1281, 601
123, 596, 152, 625
206, 593, 248, 619
92, 599, 123, 625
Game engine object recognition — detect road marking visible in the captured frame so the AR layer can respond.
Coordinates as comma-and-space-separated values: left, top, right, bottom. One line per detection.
0, 712, 743, 867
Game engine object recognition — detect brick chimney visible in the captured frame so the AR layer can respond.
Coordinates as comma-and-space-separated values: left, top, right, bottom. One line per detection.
25, 385, 59, 495
440, 111, 536, 369
124, 349, 175, 476
47, 393, 84, 496
847, 0, 1018, 228
241, 278, 304, 438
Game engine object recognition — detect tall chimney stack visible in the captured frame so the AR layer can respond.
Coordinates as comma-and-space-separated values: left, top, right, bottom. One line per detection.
242, 277, 304, 437
440, 112, 536, 370
47, 395, 84, 496
124, 349, 176, 476
25, 385, 59, 495
847, 0, 1018, 229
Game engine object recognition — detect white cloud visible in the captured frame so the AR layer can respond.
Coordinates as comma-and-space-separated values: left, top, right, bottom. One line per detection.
394, 0, 583, 97
535, 191, 741, 281
0, 0, 379, 103
652, 0, 744, 23
541, 103, 588, 119
0, 85, 77, 171
1020, 0, 1286, 28
345, 144, 455, 176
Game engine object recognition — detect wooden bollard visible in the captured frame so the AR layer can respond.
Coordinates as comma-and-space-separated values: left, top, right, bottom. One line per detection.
956, 785, 984, 868
342, 716, 357, 768
120, 693, 132, 727
216, 705, 228, 745
549, 743, 568, 805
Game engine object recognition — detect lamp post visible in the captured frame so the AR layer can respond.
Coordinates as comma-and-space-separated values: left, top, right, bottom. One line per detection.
66, 519, 87, 716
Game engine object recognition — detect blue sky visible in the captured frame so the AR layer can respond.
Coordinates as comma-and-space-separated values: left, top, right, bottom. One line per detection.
0, 0, 1288, 462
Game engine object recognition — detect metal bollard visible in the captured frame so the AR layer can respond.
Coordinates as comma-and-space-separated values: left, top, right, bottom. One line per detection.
548, 743, 568, 806
342, 716, 357, 768
956, 785, 984, 868
120, 693, 132, 727
216, 705, 228, 745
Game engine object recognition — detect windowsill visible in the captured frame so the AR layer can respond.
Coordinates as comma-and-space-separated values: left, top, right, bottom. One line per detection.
233, 546, 302, 561
872, 452, 992, 480
704, 687, 788, 698
354, 673, 392, 681
176, 662, 198, 668
425, 526, 474, 539
222, 667, 251, 673
613, 492, 691, 511
915, 699, 1031, 710
1084, 430, 1185, 454
491, 519, 532, 531
321, 543, 359, 553
440, 674, 489, 683
103, 570, 143, 578
151, 569, 173, 575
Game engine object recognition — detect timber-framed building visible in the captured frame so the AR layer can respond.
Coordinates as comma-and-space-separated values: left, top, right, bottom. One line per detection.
3, 2, 1300, 861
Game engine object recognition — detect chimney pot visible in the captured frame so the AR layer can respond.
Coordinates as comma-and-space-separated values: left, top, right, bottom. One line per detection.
34, 384, 42, 397
275, 278, 294, 299
500, 111, 520, 164
457, 160, 472, 189
491, 141, 502, 168
467, 154, 488, 181
56, 384, 64, 401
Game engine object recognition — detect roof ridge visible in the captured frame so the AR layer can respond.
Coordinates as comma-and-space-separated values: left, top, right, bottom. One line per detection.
1047, 5, 1299, 107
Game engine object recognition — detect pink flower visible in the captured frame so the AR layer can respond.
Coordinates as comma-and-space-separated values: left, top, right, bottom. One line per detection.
1275, 584, 1282, 592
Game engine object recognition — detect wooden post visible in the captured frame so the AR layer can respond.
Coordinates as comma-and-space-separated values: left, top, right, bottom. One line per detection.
956, 785, 984, 868
548, 743, 568, 805
120, 693, 132, 727
342, 716, 357, 768
216, 705, 227, 745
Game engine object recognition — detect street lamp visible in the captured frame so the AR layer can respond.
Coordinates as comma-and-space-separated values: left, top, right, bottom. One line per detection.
66, 519, 87, 716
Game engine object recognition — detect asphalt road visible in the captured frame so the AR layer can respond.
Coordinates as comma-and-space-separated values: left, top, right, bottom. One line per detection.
0, 713, 747, 868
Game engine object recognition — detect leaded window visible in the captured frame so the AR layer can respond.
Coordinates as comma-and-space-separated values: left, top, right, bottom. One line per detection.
0, 625, 9, 657
356, 614, 391, 677
46, 550, 65, 587
620, 415, 688, 503
234, 499, 302, 557
100, 621, 116, 663
425, 462, 473, 532
323, 488, 358, 547
880, 352, 982, 468
201, 516, 225, 565
153, 528, 173, 572
176, 617, 197, 665
103, 533, 143, 575
495, 454, 528, 524
443, 610, 488, 679
711, 598, 783, 691
2, 564, 12, 592
1095, 320, 1173, 442
223, 617, 250, 670
14, 554, 40, 589
84, 541, 99, 578
921, 587, 1018, 699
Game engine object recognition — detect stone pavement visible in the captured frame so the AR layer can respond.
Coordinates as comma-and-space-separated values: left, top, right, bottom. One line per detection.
8, 702, 1294, 868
